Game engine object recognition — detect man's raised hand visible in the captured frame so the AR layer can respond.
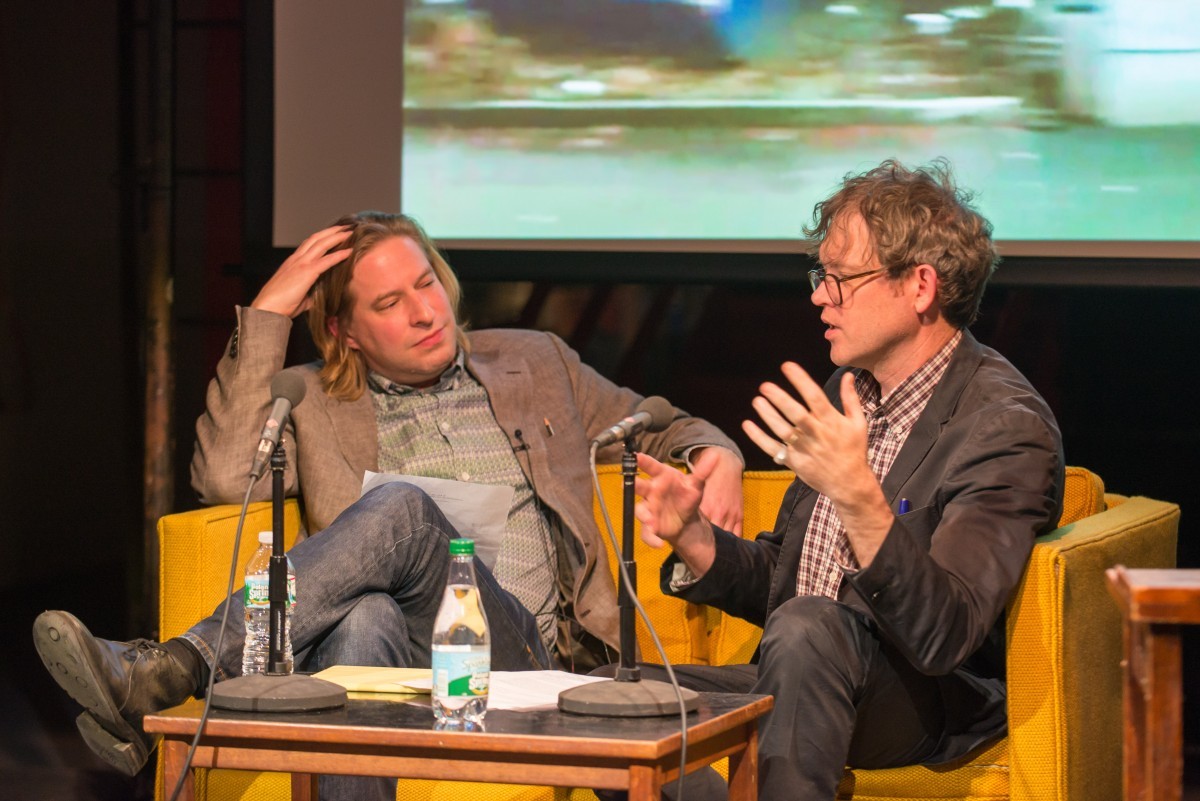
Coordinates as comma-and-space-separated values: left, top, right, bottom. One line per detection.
252, 225, 353, 318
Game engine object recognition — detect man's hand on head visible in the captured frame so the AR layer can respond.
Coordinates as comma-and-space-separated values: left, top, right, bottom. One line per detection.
252, 224, 353, 318
690, 446, 744, 535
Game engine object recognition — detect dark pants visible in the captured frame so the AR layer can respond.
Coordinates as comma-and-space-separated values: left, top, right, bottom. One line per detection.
601, 595, 973, 801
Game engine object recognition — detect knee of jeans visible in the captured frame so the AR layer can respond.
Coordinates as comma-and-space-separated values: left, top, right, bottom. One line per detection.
360, 480, 439, 517
760, 595, 859, 664
320, 592, 409, 666
341, 592, 405, 637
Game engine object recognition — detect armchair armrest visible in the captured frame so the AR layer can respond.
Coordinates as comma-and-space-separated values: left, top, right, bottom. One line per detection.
1007, 495, 1180, 801
157, 500, 303, 641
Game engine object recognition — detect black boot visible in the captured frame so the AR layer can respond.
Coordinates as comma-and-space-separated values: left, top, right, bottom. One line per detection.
32, 610, 195, 776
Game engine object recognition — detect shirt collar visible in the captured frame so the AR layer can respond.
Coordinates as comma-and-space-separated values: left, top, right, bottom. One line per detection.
853, 330, 962, 435
367, 349, 466, 396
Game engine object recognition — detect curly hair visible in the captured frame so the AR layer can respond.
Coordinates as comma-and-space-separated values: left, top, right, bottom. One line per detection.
306, 211, 468, 401
804, 159, 999, 328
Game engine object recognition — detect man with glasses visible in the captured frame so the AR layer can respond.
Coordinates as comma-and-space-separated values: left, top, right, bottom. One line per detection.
628, 159, 1065, 800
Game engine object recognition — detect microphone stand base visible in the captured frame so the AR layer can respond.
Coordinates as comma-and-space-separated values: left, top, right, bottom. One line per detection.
558, 678, 699, 717
209, 673, 347, 713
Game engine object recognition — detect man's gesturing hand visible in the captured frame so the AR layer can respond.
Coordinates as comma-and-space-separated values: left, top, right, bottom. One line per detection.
633, 452, 717, 578
691, 446, 744, 535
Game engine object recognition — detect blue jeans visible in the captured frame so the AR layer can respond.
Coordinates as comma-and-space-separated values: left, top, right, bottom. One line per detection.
182, 482, 554, 801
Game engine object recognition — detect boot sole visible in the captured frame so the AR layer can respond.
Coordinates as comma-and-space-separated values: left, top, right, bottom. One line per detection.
76, 710, 150, 775
32, 610, 152, 776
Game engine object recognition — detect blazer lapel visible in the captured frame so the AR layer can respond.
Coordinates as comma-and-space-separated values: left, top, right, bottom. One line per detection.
464, 335, 536, 462
880, 331, 984, 503
322, 389, 378, 481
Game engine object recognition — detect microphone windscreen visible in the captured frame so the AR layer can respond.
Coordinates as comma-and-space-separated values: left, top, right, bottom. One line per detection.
270, 369, 308, 409
637, 395, 675, 433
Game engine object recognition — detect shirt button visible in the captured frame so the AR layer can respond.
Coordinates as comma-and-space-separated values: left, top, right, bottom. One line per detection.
459, 472, 470, 482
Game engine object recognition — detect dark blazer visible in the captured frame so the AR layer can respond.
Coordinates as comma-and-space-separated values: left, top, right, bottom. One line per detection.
664, 330, 1064, 760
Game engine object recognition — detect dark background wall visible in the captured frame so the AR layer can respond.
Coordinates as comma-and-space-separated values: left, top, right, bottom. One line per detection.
0, 2, 1195, 798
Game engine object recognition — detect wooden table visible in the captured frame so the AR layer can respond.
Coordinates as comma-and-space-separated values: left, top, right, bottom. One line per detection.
1106, 566, 1200, 801
144, 691, 773, 801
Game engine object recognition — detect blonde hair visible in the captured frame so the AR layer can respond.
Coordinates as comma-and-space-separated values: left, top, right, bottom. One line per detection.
306, 212, 468, 401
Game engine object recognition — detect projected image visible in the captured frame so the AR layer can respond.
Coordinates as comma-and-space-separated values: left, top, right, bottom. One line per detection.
401, 0, 1199, 247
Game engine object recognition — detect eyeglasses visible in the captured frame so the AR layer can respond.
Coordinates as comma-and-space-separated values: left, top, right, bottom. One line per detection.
807, 266, 886, 306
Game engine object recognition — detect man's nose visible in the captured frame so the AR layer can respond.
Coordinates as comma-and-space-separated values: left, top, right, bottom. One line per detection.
410, 296, 435, 324
810, 279, 833, 307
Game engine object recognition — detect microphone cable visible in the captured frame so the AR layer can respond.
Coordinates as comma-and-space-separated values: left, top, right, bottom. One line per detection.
589, 441, 691, 801
167, 478, 257, 801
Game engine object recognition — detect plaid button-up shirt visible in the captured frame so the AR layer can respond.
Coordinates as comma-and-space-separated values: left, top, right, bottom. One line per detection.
796, 330, 962, 599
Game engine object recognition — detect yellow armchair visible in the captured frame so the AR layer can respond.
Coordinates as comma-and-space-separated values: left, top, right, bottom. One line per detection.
156, 466, 1179, 801
832, 470, 1179, 801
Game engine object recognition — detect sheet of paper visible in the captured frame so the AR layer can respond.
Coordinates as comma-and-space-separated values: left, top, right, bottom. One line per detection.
362, 471, 514, 570
312, 666, 611, 712
488, 671, 611, 711
313, 665, 431, 694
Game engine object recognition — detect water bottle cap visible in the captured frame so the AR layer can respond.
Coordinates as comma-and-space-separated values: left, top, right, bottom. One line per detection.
448, 538, 474, 555
258, 531, 273, 544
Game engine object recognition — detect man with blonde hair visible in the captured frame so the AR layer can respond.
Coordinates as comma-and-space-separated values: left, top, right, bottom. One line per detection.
34, 211, 744, 800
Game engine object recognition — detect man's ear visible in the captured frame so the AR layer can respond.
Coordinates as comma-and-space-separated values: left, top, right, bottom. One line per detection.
912, 264, 939, 315
328, 316, 359, 350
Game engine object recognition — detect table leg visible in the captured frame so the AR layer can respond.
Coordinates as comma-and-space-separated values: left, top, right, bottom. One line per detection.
291, 772, 318, 801
1125, 619, 1184, 801
726, 723, 759, 801
1123, 618, 1145, 801
1144, 623, 1183, 801
161, 739, 195, 801
627, 764, 661, 801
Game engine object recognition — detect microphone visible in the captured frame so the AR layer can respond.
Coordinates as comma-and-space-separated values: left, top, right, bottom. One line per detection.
591, 396, 674, 449
248, 370, 307, 479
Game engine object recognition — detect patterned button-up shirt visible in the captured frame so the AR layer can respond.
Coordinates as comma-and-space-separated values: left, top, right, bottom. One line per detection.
796, 330, 963, 599
369, 352, 559, 648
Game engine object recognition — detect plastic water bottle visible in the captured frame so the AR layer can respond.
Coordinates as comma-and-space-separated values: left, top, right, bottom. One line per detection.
241, 531, 296, 675
431, 538, 490, 728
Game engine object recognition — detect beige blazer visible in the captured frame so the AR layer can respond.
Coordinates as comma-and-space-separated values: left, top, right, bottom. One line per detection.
191, 306, 742, 655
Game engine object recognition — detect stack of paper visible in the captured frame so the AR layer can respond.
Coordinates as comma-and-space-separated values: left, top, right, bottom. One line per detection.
313, 666, 611, 711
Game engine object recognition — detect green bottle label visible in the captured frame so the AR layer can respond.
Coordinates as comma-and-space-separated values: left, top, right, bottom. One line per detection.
432, 645, 490, 697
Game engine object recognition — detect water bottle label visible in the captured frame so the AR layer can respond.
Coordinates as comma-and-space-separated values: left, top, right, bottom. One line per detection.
244, 575, 295, 608
432, 646, 489, 698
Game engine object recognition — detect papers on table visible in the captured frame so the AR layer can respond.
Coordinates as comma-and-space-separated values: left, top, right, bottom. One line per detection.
488, 671, 610, 711
361, 471, 513, 570
313, 665, 431, 694
313, 666, 611, 712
